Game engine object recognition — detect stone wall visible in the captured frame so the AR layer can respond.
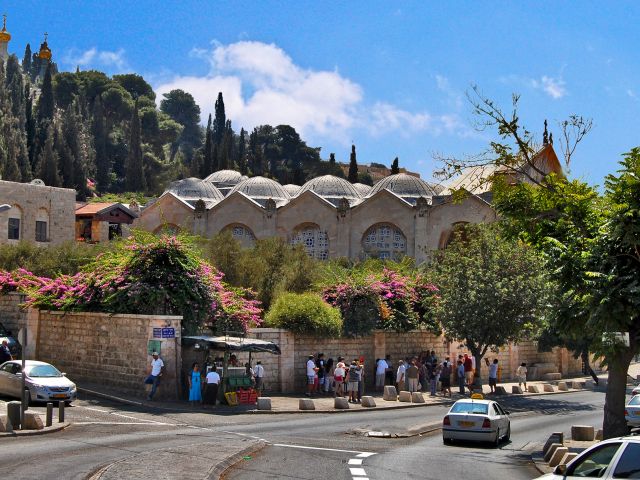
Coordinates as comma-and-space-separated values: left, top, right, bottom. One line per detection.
0, 292, 27, 336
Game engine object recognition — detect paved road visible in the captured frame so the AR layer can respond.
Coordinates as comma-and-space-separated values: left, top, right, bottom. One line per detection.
0, 390, 606, 480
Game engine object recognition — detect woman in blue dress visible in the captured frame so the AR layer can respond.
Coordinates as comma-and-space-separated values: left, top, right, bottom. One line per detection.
188, 362, 203, 406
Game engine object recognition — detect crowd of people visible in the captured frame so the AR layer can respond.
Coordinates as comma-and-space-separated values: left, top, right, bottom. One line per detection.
304, 351, 515, 400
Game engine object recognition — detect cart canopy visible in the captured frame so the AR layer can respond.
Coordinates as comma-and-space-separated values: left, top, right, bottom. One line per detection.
182, 335, 281, 355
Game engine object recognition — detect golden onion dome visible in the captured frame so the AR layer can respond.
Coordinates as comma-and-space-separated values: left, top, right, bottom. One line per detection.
0, 15, 11, 42
38, 33, 51, 60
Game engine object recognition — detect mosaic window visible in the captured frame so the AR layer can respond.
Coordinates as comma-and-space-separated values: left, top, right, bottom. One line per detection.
224, 224, 256, 248
290, 224, 329, 260
362, 223, 406, 259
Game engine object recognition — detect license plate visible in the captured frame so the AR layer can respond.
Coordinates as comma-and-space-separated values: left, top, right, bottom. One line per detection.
634, 411, 640, 416
53, 394, 67, 399
459, 421, 475, 427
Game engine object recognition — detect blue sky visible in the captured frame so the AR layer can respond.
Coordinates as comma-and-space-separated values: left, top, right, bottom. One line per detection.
3, 1, 639, 185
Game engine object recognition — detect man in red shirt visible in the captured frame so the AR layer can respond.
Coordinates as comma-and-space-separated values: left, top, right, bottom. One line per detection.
463, 354, 474, 387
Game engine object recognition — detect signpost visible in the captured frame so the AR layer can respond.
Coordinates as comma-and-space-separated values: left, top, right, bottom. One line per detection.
20, 328, 26, 430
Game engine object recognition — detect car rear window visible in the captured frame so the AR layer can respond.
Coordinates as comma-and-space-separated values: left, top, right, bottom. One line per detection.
450, 402, 488, 414
613, 442, 640, 478
629, 396, 640, 406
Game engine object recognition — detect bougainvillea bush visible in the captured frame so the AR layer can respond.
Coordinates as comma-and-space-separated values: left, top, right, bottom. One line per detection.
0, 234, 261, 334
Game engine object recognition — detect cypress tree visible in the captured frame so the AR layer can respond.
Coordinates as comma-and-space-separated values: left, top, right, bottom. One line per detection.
92, 97, 110, 192
219, 119, 233, 170
55, 121, 74, 188
38, 126, 61, 187
202, 113, 213, 176
212, 92, 226, 146
238, 128, 247, 175
391, 157, 399, 174
37, 64, 55, 123
348, 144, 358, 183
25, 83, 36, 170
125, 101, 146, 191
329, 152, 336, 165
22, 44, 32, 73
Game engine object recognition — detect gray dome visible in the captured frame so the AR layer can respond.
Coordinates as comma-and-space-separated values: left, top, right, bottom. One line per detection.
299, 175, 362, 199
282, 184, 302, 196
352, 183, 372, 196
369, 173, 438, 198
167, 177, 225, 201
229, 176, 290, 201
203, 169, 248, 186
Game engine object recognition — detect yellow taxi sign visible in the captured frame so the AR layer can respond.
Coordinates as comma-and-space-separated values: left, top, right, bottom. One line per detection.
471, 393, 484, 400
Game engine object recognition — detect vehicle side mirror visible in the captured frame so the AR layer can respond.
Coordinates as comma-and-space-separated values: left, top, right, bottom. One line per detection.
62, 372, 67, 377
553, 464, 567, 475
504, 410, 510, 415
15, 372, 22, 377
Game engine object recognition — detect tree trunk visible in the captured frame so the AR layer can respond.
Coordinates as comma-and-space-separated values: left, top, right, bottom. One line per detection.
603, 351, 634, 438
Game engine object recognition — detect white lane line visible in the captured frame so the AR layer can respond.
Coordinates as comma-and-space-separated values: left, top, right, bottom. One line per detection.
76, 406, 174, 425
349, 468, 367, 476
74, 422, 176, 426
353, 478, 369, 480
356, 452, 376, 458
271, 443, 376, 455
348, 459, 363, 465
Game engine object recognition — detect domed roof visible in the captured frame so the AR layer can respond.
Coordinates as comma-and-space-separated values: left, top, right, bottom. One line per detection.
166, 177, 224, 201
369, 173, 438, 198
282, 184, 301, 196
203, 169, 248, 186
229, 176, 290, 201
38, 34, 51, 61
0, 15, 11, 43
352, 183, 372, 196
299, 175, 362, 199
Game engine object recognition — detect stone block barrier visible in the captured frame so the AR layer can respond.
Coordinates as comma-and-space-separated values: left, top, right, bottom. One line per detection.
334, 397, 350, 409
411, 392, 425, 403
383, 386, 398, 401
557, 382, 569, 391
23, 411, 44, 430
527, 385, 541, 393
257, 398, 272, 411
596, 429, 603, 441
398, 391, 412, 402
571, 425, 595, 441
542, 373, 562, 381
361, 396, 376, 408
543, 384, 555, 392
543, 432, 564, 456
549, 447, 569, 467
544, 443, 564, 463
560, 452, 578, 466
494, 386, 507, 395
512, 386, 524, 394
299, 398, 315, 411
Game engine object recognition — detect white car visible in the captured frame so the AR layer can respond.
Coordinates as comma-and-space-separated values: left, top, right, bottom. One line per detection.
442, 399, 511, 446
626, 395, 640, 429
0, 360, 77, 404
632, 385, 640, 397
535, 436, 640, 479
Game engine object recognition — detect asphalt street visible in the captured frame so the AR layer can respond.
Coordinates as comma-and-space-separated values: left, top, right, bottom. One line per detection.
0, 390, 606, 480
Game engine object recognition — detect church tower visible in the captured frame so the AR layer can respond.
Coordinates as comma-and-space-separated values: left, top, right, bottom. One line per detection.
37, 32, 52, 78
0, 14, 11, 62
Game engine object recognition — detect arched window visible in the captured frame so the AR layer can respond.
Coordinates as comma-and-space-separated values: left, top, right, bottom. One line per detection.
222, 223, 256, 248
35, 208, 49, 243
153, 223, 180, 236
7, 205, 23, 241
361, 223, 406, 260
290, 223, 329, 260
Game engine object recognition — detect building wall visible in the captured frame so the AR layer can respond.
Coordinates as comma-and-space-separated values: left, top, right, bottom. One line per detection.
0, 180, 76, 246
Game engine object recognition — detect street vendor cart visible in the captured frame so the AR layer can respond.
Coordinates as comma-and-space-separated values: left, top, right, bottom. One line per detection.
182, 335, 281, 405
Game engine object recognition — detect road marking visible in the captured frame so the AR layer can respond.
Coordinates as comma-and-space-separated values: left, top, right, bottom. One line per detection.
74, 421, 176, 426
271, 443, 376, 456
349, 468, 367, 476
348, 459, 363, 465
77, 406, 174, 425
356, 452, 376, 458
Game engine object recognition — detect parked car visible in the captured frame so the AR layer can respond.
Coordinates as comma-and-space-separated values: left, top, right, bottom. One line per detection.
626, 395, 640, 430
0, 322, 21, 357
442, 399, 511, 446
0, 360, 77, 404
632, 385, 640, 397
535, 436, 640, 479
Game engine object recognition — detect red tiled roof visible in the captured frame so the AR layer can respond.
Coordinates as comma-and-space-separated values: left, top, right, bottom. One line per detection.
75, 202, 117, 215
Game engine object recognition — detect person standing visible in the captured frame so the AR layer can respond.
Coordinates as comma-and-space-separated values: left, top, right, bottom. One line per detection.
334, 360, 346, 397
463, 354, 474, 388
396, 360, 406, 392
347, 360, 360, 403
145, 351, 164, 401
204, 365, 220, 408
306, 354, 318, 397
254, 361, 265, 392
406, 360, 419, 393
316, 353, 326, 394
431, 360, 442, 397
457, 359, 466, 395
375, 357, 388, 392
384, 355, 394, 386
488, 359, 499, 393
0, 339, 12, 364
188, 362, 203, 406
516, 362, 528, 390
357, 359, 365, 402
323, 358, 334, 394
440, 358, 452, 397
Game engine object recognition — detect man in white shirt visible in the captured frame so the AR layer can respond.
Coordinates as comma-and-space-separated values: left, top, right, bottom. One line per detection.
375, 357, 389, 391
396, 360, 406, 392
204, 366, 221, 407
146, 351, 164, 400
306, 355, 318, 397
254, 361, 265, 392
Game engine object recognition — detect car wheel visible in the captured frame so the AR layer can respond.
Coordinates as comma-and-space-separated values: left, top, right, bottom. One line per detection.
443, 437, 452, 445
505, 424, 511, 442
493, 430, 501, 447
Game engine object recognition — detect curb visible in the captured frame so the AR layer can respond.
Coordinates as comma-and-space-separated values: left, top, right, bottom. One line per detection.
208, 440, 267, 480
0, 421, 70, 438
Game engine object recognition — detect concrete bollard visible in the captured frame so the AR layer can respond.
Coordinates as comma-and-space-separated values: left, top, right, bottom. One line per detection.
560, 452, 578, 466
557, 382, 569, 391
361, 396, 376, 408
595, 429, 603, 441
411, 392, 425, 403
543, 433, 564, 456
544, 443, 564, 463
58, 401, 65, 423
512, 386, 524, 394
383, 385, 398, 401
571, 425, 595, 441
398, 391, 412, 402
549, 447, 569, 467
298, 398, 315, 411
528, 385, 541, 394
256, 397, 271, 411
0, 414, 7, 432
46, 402, 53, 427
7, 401, 21, 429
494, 386, 507, 395
334, 397, 350, 409
23, 411, 44, 430
543, 384, 555, 393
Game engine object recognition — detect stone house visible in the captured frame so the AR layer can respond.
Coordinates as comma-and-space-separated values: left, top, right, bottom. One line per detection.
75, 202, 137, 243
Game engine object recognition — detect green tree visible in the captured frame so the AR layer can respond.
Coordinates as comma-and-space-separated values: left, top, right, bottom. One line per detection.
22, 44, 32, 73
53, 72, 80, 110
212, 91, 226, 147
25, 83, 36, 172
125, 101, 146, 191
202, 113, 213, 176
430, 224, 549, 380
37, 126, 61, 187
92, 97, 110, 191
391, 157, 399, 174
265, 293, 342, 337
238, 128, 247, 175
160, 89, 203, 162
36, 63, 55, 123
348, 144, 358, 183
113, 73, 155, 101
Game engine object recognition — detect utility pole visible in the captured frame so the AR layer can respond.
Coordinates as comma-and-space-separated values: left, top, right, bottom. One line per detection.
20, 328, 26, 429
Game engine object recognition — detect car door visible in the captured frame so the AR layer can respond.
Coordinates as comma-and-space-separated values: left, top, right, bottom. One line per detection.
563, 442, 623, 479
7, 364, 23, 397
0, 363, 12, 395
611, 442, 640, 479
494, 402, 509, 432
490, 403, 504, 435
0, 363, 20, 398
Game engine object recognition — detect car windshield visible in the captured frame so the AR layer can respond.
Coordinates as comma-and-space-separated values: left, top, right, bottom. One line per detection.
450, 402, 489, 414
27, 364, 62, 378
629, 396, 640, 406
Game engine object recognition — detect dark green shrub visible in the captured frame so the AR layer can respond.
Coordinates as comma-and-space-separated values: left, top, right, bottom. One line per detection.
264, 293, 342, 337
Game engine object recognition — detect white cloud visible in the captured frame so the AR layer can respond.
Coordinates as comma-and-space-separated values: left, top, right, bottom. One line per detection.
435, 74, 463, 108
155, 41, 466, 143
500, 73, 568, 100
63, 47, 128, 72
